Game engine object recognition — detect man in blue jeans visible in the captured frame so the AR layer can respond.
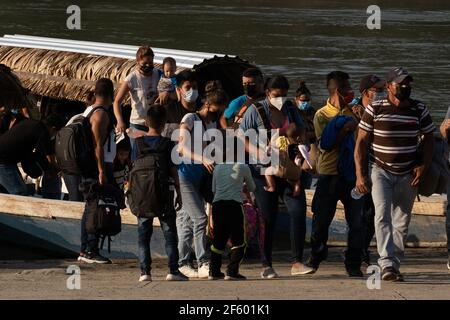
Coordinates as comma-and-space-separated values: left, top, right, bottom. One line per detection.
355, 67, 435, 281
132, 105, 187, 282
439, 105, 450, 270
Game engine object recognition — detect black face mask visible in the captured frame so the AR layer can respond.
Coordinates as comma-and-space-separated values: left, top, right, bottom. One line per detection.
395, 85, 411, 101
243, 84, 258, 98
140, 65, 154, 74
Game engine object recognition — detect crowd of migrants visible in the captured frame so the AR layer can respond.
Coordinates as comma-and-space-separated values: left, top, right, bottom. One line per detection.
1, 46, 449, 282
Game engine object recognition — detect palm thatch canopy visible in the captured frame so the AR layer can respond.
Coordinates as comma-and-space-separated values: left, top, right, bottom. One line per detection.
0, 46, 187, 104
0, 37, 255, 108
0, 63, 35, 109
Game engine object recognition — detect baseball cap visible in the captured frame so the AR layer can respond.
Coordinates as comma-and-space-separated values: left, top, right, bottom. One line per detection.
386, 67, 413, 84
359, 74, 386, 93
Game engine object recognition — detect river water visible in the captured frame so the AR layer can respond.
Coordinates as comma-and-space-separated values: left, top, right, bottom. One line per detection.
1, 0, 450, 120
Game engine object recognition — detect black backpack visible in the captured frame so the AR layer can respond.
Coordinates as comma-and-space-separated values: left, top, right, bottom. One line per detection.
126, 137, 172, 218
55, 107, 113, 176
84, 183, 123, 253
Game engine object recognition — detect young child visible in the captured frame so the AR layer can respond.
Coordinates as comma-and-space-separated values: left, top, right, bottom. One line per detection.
112, 139, 131, 192
263, 122, 304, 196
157, 57, 177, 104
133, 104, 186, 282
209, 151, 256, 281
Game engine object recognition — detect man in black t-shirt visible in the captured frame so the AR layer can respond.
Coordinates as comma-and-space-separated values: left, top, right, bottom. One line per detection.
161, 70, 199, 140
0, 116, 61, 195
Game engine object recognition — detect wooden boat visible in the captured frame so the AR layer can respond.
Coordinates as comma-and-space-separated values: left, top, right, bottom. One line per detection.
0, 190, 446, 260
0, 35, 447, 258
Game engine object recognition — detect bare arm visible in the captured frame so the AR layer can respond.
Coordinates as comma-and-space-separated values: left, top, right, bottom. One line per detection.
440, 119, 450, 141
90, 111, 109, 184
113, 81, 130, 133
354, 128, 371, 194
219, 114, 228, 129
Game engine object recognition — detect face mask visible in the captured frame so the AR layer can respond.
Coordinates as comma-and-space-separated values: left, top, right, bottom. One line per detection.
343, 91, 355, 105
183, 88, 199, 103
373, 90, 386, 102
140, 65, 154, 74
395, 85, 411, 101
269, 96, 287, 110
298, 101, 311, 110
243, 84, 258, 98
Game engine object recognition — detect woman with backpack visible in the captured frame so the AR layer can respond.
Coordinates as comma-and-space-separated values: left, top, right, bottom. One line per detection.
176, 81, 229, 279
239, 75, 315, 278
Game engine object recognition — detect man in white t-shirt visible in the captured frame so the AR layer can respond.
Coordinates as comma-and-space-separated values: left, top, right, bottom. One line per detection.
113, 46, 162, 160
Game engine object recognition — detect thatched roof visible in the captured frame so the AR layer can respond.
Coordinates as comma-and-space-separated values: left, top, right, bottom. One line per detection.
0, 46, 185, 104
0, 63, 35, 109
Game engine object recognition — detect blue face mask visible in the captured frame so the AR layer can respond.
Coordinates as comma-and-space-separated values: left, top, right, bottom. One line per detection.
298, 101, 312, 110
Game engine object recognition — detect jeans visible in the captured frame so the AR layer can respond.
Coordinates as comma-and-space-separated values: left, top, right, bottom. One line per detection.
80, 204, 99, 253
371, 164, 417, 270
129, 123, 149, 162
363, 194, 376, 256
251, 166, 307, 267
0, 163, 27, 195
310, 175, 365, 269
138, 215, 179, 274
177, 176, 208, 267
41, 171, 62, 200
79, 164, 114, 254
446, 182, 450, 254
63, 174, 83, 202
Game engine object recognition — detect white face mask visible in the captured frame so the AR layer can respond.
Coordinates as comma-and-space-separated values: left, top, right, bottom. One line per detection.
183, 89, 199, 103
269, 96, 287, 110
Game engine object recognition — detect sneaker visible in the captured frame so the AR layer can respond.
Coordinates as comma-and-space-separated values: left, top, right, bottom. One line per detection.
305, 256, 320, 272
291, 263, 315, 275
260, 267, 279, 279
381, 267, 397, 281
447, 257, 450, 270
198, 263, 210, 279
346, 267, 364, 278
139, 271, 152, 282
394, 271, 404, 282
179, 265, 198, 278
166, 271, 189, 281
77, 252, 87, 262
79, 252, 111, 264
208, 272, 225, 280
225, 273, 247, 281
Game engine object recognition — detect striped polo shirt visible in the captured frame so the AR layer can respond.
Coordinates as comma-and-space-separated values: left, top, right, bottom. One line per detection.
359, 98, 435, 175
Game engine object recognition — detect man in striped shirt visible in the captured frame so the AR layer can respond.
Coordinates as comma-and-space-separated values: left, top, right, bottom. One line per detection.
355, 67, 435, 281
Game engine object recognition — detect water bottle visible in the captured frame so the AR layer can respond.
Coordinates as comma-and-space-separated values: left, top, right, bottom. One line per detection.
351, 187, 364, 200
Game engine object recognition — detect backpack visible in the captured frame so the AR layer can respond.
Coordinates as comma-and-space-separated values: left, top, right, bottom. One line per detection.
418, 135, 450, 196
84, 183, 123, 253
255, 102, 301, 180
55, 107, 113, 176
126, 137, 172, 218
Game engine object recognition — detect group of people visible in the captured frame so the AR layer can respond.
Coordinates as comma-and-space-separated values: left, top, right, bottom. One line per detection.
1, 45, 449, 283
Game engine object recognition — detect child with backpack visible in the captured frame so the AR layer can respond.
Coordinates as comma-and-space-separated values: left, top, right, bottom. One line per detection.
209, 148, 256, 280
126, 104, 187, 282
